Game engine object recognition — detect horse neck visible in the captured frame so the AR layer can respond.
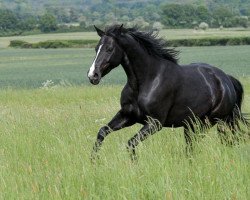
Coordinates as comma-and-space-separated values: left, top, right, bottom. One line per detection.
121, 53, 138, 90
121, 46, 161, 89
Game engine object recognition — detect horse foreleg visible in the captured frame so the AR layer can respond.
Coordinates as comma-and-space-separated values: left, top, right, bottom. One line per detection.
127, 119, 162, 161
91, 110, 135, 160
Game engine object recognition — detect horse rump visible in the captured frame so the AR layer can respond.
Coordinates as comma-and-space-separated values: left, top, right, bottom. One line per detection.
219, 75, 250, 143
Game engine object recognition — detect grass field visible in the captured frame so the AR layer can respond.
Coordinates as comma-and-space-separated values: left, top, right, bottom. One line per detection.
1, 28, 250, 48
0, 46, 250, 89
0, 46, 249, 199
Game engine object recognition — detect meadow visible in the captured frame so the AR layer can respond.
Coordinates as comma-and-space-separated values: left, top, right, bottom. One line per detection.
0, 46, 249, 199
0, 46, 250, 89
1, 28, 250, 48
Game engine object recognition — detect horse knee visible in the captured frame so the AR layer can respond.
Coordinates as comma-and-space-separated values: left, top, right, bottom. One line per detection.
97, 126, 111, 142
127, 138, 137, 150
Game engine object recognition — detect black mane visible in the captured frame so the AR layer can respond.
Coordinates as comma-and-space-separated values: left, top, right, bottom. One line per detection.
105, 25, 179, 64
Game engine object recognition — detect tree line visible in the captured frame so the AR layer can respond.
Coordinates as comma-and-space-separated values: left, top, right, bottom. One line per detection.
0, 2, 249, 36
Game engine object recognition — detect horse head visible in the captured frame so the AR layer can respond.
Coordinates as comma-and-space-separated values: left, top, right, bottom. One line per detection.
87, 25, 124, 85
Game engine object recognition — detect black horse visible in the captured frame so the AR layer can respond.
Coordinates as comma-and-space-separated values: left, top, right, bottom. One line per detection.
87, 24, 248, 159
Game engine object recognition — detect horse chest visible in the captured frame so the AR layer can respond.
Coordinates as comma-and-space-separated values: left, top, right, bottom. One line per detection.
121, 96, 142, 118
120, 87, 143, 119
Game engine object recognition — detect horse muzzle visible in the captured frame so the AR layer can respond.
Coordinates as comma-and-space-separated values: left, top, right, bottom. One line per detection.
88, 71, 101, 85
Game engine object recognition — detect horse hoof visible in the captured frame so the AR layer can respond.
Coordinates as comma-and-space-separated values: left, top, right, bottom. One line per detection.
90, 152, 100, 164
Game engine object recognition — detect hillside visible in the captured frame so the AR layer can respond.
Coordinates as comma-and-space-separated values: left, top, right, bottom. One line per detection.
0, 0, 249, 36
0, 0, 249, 14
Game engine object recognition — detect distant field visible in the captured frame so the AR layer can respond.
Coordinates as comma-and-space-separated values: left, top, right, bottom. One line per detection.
1, 28, 250, 48
0, 46, 249, 89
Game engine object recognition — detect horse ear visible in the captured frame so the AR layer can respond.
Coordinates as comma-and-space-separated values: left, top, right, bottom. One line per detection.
117, 24, 123, 36
94, 25, 104, 37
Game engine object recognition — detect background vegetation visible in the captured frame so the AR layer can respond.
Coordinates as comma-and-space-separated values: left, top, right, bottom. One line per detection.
8, 36, 250, 49
0, 0, 250, 36
0, 28, 249, 48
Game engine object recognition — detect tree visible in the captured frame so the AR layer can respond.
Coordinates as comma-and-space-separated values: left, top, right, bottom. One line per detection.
161, 4, 184, 27
212, 7, 234, 27
69, 8, 79, 22
161, 4, 201, 28
0, 9, 18, 30
18, 16, 37, 31
196, 6, 210, 22
39, 13, 58, 32
132, 17, 149, 29
231, 16, 249, 28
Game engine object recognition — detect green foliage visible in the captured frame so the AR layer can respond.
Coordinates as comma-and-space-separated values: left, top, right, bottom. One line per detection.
1, 1, 250, 35
168, 37, 250, 47
39, 13, 58, 33
9, 36, 250, 49
161, 3, 250, 28
161, 4, 211, 28
0, 8, 38, 34
20, 16, 37, 31
0, 9, 19, 30
9, 39, 98, 48
212, 6, 234, 27
9, 40, 31, 48
232, 16, 249, 28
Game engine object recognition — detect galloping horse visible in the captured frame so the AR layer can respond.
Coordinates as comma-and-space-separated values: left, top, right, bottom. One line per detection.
87, 25, 248, 159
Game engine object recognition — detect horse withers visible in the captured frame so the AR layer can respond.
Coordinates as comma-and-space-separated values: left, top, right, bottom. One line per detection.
87, 24, 249, 160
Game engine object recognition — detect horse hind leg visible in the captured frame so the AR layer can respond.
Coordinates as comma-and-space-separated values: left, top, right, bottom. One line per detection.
127, 118, 162, 161
217, 108, 248, 145
184, 117, 212, 156
217, 120, 239, 145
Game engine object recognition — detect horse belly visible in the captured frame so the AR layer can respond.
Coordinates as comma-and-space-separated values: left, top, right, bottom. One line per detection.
164, 105, 210, 127
163, 70, 217, 126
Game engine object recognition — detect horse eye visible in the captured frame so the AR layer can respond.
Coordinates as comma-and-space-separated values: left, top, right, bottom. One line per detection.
107, 47, 113, 52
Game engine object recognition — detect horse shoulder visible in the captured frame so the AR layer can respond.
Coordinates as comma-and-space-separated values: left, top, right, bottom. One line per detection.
120, 84, 141, 118
137, 87, 175, 123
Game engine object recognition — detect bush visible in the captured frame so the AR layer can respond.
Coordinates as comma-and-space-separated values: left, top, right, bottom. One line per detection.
9, 39, 99, 48
39, 13, 58, 33
9, 40, 32, 48
152, 22, 164, 31
199, 22, 209, 30
167, 37, 250, 47
9, 37, 250, 49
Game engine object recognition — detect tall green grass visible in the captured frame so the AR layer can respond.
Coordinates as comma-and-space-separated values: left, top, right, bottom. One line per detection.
0, 46, 249, 199
0, 86, 249, 199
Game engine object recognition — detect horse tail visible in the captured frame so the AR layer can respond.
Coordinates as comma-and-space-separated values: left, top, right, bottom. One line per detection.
228, 75, 250, 130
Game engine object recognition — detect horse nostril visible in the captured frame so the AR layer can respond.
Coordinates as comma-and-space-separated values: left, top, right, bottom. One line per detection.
93, 73, 99, 79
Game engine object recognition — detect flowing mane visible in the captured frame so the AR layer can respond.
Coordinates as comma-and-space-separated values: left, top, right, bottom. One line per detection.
105, 25, 179, 64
